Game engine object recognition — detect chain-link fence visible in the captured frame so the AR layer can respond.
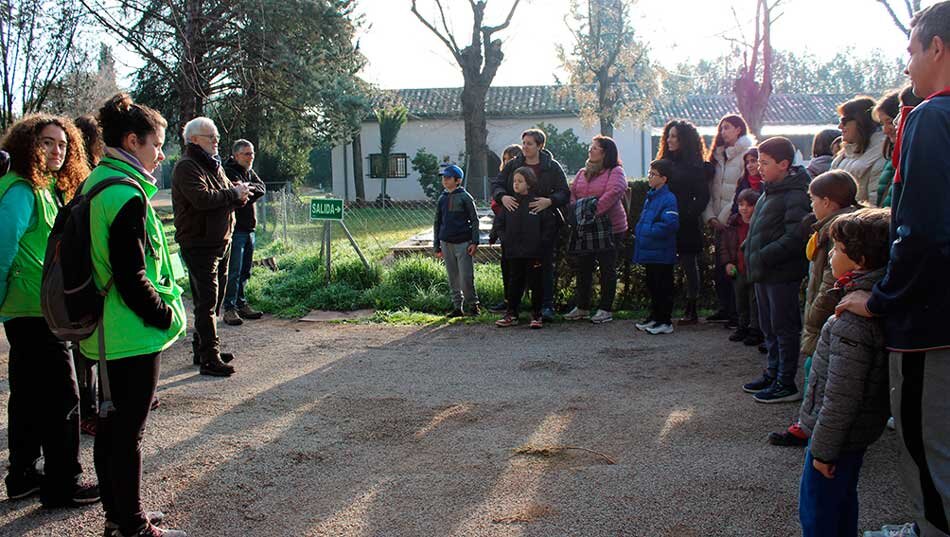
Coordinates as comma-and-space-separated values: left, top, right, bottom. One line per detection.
254, 182, 503, 264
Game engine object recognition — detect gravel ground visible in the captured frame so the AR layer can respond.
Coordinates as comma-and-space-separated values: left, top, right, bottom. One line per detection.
0, 316, 912, 536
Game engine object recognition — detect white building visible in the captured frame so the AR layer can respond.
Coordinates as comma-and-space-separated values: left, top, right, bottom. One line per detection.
331, 86, 845, 202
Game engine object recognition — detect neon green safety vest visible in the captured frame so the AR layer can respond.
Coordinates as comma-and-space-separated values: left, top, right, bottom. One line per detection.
0, 172, 60, 318
79, 157, 186, 360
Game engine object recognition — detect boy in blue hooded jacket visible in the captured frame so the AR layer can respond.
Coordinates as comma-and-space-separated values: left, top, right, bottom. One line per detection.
634, 159, 680, 334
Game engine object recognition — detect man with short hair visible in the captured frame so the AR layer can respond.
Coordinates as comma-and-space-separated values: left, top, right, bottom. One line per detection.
222, 139, 265, 326
838, 3, 950, 535
172, 117, 249, 377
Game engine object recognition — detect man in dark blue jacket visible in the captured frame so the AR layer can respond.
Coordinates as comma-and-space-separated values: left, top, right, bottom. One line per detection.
839, 4, 950, 535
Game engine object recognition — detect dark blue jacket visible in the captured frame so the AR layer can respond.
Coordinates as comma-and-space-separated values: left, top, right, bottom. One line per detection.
868, 94, 950, 352
433, 187, 479, 252
633, 185, 679, 265
743, 166, 811, 284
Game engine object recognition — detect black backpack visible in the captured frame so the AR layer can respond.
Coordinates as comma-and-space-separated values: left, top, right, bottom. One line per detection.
41, 177, 147, 341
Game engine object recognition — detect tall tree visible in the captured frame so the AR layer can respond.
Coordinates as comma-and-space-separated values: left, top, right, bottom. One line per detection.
411, 0, 521, 198
375, 104, 407, 207
732, 0, 782, 139
0, 0, 86, 129
875, 0, 922, 37
45, 43, 121, 117
557, 0, 659, 137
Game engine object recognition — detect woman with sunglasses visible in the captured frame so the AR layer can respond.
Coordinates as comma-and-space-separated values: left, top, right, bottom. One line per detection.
831, 96, 886, 206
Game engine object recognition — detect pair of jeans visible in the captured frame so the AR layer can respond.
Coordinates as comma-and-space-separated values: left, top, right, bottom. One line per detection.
733, 272, 759, 332
574, 234, 623, 312
441, 241, 479, 310
4, 317, 82, 490
755, 281, 802, 386
94, 352, 161, 535
891, 350, 950, 536
799, 447, 866, 537
644, 264, 675, 325
506, 258, 543, 317
223, 231, 254, 311
180, 243, 230, 355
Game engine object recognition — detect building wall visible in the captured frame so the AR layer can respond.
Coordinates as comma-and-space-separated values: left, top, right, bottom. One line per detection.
331, 115, 651, 202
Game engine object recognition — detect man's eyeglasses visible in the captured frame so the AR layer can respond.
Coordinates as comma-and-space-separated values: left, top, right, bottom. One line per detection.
196, 133, 220, 142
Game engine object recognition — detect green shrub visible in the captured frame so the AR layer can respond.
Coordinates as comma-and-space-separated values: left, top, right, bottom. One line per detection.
332, 258, 382, 290
309, 283, 365, 311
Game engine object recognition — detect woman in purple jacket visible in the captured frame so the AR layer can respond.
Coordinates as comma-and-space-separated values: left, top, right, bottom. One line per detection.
563, 136, 628, 324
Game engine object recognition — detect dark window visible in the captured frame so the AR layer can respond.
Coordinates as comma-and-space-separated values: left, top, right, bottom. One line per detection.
368, 153, 409, 178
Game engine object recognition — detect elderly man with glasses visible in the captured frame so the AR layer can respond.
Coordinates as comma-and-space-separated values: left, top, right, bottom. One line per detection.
172, 117, 250, 377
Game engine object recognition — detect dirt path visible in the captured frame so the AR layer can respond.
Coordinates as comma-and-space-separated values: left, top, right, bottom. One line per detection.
0, 317, 911, 536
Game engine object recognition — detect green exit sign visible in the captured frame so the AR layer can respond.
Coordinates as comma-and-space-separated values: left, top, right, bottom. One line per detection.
310, 198, 344, 221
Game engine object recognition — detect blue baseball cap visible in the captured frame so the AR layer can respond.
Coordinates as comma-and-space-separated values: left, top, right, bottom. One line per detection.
440, 164, 464, 180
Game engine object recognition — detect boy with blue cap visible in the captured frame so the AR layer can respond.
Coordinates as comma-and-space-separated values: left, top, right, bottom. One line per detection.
433, 164, 480, 316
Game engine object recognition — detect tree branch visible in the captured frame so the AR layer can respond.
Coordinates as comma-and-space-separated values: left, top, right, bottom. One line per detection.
410, 0, 461, 60
483, 0, 522, 37
877, 0, 910, 37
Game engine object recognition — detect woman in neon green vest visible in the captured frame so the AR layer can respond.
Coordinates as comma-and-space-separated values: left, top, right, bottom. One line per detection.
0, 115, 98, 506
86, 93, 187, 537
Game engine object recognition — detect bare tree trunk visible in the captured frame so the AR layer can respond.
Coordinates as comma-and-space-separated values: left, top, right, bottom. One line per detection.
460, 83, 489, 199
352, 131, 365, 203
734, 0, 774, 140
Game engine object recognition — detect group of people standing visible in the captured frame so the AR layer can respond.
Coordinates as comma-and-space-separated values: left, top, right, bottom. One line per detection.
0, 92, 267, 536
432, 4, 950, 533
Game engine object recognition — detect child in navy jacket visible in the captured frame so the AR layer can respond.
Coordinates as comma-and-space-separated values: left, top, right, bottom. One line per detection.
634, 159, 680, 334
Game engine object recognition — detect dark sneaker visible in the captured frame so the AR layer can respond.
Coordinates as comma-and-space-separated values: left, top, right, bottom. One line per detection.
541, 307, 556, 322
753, 381, 802, 404
488, 301, 508, 313
237, 305, 263, 320
705, 310, 730, 322
222, 310, 243, 326
742, 373, 774, 394
767, 423, 809, 447
5, 466, 42, 500
220, 352, 234, 364
495, 314, 518, 327
468, 304, 481, 316
117, 523, 187, 537
446, 309, 464, 318
725, 318, 739, 329
743, 332, 765, 346
41, 482, 100, 508
199, 355, 234, 377
104, 512, 165, 537
530, 317, 543, 329
728, 328, 749, 342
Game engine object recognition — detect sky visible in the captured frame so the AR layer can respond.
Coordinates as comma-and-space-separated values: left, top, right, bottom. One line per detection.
353, 0, 930, 89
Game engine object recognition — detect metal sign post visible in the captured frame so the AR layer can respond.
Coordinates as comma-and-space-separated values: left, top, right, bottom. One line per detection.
310, 198, 370, 281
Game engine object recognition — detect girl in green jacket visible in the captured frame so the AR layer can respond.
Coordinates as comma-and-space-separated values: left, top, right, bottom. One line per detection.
0, 114, 97, 507
87, 93, 187, 537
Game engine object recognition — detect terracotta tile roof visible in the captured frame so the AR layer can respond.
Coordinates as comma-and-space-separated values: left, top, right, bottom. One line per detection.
389, 86, 848, 126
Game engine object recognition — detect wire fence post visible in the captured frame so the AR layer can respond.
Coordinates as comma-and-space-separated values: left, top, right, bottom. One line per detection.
282, 181, 289, 244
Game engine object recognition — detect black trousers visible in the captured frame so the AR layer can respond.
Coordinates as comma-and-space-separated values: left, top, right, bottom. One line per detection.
180, 243, 230, 355
644, 264, 675, 325
94, 352, 161, 534
4, 316, 82, 489
506, 258, 543, 317
574, 234, 623, 312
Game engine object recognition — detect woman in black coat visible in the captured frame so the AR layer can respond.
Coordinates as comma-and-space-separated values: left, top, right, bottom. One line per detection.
656, 119, 712, 324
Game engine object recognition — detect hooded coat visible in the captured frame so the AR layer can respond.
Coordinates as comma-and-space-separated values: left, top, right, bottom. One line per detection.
743, 166, 811, 284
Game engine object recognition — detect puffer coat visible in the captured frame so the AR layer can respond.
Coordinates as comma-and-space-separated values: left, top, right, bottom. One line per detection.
798, 269, 890, 462
704, 134, 755, 225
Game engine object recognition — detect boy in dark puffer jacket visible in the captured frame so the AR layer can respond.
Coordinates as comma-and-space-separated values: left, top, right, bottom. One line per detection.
742, 137, 811, 403
798, 208, 891, 537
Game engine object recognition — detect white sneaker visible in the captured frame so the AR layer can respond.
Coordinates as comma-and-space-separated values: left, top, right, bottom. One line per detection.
887, 416, 896, 430
635, 319, 656, 331
563, 307, 590, 321
590, 309, 613, 324
646, 322, 674, 335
